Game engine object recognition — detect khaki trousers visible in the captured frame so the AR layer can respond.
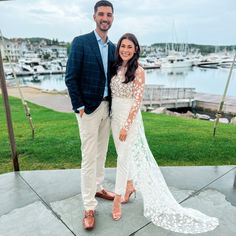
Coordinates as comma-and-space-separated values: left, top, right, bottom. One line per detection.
76, 101, 110, 210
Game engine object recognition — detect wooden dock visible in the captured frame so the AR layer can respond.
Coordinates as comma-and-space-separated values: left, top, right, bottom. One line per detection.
142, 85, 195, 109
142, 86, 236, 115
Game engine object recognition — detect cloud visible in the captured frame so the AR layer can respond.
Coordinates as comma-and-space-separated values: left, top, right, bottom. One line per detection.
0, 0, 236, 45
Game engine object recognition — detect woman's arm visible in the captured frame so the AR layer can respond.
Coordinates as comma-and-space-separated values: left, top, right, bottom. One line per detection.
119, 67, 145, 141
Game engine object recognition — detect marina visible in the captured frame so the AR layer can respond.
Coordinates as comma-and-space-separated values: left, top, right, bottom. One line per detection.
3, 58, 66, 77
5, 66, 236, 97
4, 65, 236, 116
3, 48, 236, 115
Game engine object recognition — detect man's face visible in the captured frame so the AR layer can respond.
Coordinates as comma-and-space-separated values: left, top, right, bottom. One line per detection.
93, 6, 114, 32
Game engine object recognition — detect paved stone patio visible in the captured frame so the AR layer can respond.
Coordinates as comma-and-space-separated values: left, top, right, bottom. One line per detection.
0, 166, 235, 236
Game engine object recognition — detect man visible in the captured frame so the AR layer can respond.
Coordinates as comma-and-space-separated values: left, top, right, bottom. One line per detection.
65, 0, 115, 230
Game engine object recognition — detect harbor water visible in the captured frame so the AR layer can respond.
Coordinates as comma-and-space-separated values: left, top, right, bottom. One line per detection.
6, 67, 236, 97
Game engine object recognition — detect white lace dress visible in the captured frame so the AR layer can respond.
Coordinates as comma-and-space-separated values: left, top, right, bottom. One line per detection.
110, 66, 219, 234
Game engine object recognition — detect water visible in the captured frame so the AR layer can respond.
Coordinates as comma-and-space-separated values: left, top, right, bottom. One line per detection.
146, 67, 236, 97
7, 67, 236, 97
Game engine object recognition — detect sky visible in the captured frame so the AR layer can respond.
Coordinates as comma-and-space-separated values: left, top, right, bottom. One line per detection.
0, 0, 236, 46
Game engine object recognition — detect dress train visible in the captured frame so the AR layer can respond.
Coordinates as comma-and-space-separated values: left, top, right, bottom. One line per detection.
112, 97, 219, 234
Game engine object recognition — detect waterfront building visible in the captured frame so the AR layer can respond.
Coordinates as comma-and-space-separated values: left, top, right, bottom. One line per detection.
0, 38, 20, 62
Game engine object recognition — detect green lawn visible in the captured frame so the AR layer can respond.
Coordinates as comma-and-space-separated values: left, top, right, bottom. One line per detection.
1, 96, 236, 174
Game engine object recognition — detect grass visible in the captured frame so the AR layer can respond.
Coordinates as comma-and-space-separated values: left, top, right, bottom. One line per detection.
0, 96, 236, 174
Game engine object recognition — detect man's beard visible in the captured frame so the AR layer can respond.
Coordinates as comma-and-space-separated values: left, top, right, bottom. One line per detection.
97, 21, 111, 32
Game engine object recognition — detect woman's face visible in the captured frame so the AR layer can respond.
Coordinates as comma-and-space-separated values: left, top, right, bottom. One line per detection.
119, 39, 136, 64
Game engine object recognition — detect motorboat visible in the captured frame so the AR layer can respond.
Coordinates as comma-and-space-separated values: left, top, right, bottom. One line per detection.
161, 55, 193, 69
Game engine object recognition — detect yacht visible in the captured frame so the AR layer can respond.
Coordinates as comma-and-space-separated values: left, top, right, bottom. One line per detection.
139, 57, 161, 69
161, 55, 193, 69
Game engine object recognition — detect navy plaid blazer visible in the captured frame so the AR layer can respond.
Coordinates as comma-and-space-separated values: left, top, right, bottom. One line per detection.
65, 31, 116, 114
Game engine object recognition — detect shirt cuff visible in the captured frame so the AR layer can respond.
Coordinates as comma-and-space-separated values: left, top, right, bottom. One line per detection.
75, 106, 85, 113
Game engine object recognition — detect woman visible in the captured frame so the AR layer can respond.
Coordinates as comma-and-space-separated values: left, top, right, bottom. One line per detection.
110, 33, 219, 234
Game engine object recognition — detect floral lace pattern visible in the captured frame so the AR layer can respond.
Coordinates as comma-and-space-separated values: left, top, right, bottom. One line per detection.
110, 66, 145, 131
129, 119, 219, 234
110, 66, 219, 234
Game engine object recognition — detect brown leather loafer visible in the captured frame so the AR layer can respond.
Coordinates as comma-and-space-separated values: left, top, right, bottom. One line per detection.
95, 189, 115, 200
83, 210, 95, 230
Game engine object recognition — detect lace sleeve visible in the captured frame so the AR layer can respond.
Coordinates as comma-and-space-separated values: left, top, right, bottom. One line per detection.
123, 67, 145, 131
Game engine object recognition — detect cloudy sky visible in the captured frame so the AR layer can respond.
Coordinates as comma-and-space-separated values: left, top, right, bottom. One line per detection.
0, 0, 235, 45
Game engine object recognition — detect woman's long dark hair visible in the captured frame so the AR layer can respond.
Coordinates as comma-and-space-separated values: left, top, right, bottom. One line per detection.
112, 33, 140, 83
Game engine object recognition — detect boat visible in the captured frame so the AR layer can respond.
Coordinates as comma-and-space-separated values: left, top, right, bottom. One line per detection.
161, 55, 193, 69
198, 62, 219, 69
197, 52, 234, 69
139, 58, 161, 69
3, 58, 66, 77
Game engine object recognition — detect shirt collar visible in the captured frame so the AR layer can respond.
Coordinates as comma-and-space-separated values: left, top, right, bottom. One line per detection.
94, 30, 109, 44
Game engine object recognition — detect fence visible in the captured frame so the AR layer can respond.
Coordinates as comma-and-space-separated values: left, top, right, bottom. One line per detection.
143, 85, 195, 108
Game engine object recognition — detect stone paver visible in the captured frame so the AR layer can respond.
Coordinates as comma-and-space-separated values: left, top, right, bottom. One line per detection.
0, 167, 235, 236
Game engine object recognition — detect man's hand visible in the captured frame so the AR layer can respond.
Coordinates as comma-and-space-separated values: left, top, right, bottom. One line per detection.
79, 109, 85, 118
119, 128, 127, 142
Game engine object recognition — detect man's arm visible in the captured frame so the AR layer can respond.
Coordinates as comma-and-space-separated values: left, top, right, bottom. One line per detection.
65, 37, 84, 112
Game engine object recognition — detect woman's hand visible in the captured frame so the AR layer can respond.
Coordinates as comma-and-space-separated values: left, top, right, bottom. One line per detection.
119, 128, 128, 142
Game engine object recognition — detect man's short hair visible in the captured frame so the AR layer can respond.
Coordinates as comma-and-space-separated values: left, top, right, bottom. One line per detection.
94, 0, 114, 13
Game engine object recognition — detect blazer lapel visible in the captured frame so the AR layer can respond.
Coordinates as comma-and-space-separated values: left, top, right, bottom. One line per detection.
89, 32, 104, 73
108, 42, 114, 81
